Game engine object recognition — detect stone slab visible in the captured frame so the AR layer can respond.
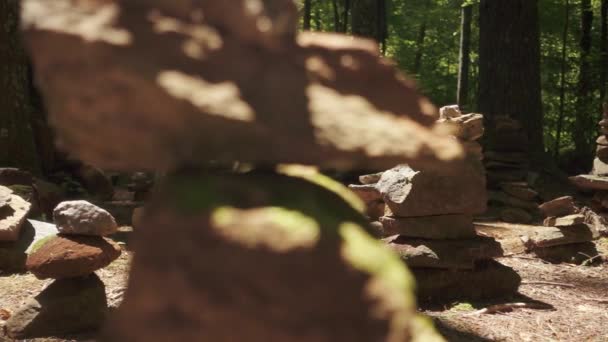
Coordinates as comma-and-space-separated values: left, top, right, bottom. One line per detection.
379, 215, 477, 239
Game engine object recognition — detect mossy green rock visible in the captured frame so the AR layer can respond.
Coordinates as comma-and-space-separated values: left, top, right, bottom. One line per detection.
103, 170, 435, 341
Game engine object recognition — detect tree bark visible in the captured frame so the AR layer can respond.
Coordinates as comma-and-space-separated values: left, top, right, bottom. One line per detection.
351, 0, 378, 40
478, 0, 544, 155
554, 0, 570, 159
332, 0, 341, 32
600, 0, 607, 107
0, 0, 40, 174
412, 0, 431, 75
377, 0, 388, 54
342, 0, 351, 33
303, 0, 312, 30
573, 0, 594, 160
457, 5, 473, 110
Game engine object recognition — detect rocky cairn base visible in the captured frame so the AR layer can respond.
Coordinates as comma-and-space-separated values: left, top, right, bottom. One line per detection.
349, 106, 521, 302
483, 117, 540, 224
526, 196, 606, 264
5, 201, 121, 339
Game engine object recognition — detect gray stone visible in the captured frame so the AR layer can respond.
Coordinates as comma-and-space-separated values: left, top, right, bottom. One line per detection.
54, 200, 117, 236
591, 157, 608, 176
597, 145, 608, 164
570, 175, 608, 191
543, 215, 586, 228
500, 183, 538, 201
379, 215, 477, 239
488, 191, 538, 210
358, 172, 384, 185
413, 260, 521, 302
533, 242, 600, 265
5, 274, 108, 339
597, 135, 608, 146
347, 184, 382, 203
525, 225, 594, 248
579, 206, 608, 238
377, 163, 486, 217
0, 220, 59, 272
438, 113, 484, 141
539, 196, 577, 218
0, 187, 32, 241
385, 235, 503, 270
500, 207, 533, 224
439, 105, 461, 119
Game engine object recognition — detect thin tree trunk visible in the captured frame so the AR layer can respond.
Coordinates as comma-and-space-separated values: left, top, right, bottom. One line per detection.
351, 0, 378, 40
342, 0, 351, 33
377, 0, 388, 54
412, 0, 431, 75
600, 0, 607, 107
457, 5, 473, 110
0, 0, 40, 174
332, 0, 341, 32
303, 0, 312, 30
574, 0, 594, 159
554, 0, 570, 159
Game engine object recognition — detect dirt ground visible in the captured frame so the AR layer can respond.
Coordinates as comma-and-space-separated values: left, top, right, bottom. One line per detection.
1, 237, 607, 341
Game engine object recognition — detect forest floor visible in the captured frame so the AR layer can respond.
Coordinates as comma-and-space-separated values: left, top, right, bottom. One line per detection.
0, 235, 607, 341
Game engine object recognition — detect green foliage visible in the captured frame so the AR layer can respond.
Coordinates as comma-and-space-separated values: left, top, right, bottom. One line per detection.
298, 0, 607, 165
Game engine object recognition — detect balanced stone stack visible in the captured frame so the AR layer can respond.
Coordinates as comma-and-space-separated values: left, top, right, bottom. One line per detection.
570, 103, 608, 221
5, 200, 121, 339
527, 196, 606, 263
484, 117, 540, 223
350, 106, 521, 302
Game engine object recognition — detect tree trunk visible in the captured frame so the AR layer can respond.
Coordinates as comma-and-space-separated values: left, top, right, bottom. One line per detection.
342, 0, 351, 33
457, 5, 473, 110
351, 0, 378, 40
377, 0, 388, 54
314, 5, 322, 31
573, 0, 594, 160
478, 0, 544, 155
303, 0, 312, 30
554, 0, 570, 159
0, 0, 40, 174
332, 0, 341, 32
600, 0, 607, 106
412, 0, 431, 75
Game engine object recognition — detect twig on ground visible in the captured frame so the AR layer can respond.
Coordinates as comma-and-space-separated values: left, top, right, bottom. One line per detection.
581, 296, 608, 304
520, 281, 575, 288
464, 302, 552, 316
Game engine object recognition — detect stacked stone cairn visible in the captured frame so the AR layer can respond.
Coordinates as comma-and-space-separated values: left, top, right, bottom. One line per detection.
349, 105, 521, 302
483, 117, 540, 223
570, 103, 608, 220
5, 200, 121, 339
528, 196, 606, 264
22, 0, 462, 340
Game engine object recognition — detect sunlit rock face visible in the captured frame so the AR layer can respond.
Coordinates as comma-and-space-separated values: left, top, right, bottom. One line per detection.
100, 171, 425, 342
22, 0, 462, 172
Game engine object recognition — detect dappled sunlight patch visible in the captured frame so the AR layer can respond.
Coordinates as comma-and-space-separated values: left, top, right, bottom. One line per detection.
210, 206, 320, 252
22, 0, 132, 46
156, 71, 255, 122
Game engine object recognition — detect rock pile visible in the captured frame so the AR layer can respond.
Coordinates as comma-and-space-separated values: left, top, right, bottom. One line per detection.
571, 104, 608, 220
526, 196, 606, 264
5, 200, 120, 339
349, 106, 521, 302
484, 117, 540, 223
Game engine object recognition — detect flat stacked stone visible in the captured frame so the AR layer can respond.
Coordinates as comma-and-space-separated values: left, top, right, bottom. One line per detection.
483, 117, 540, 223
570, 103, 608, 232
350, 105, 520, 302
6, 201, 120, 339
527, 196, 604, 264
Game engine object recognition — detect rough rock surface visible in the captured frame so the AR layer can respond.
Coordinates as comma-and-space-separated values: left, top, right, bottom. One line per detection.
543, 214, 585, 228
533, 242, 599, 264
53, 200, 117, 236
500, 207, 533, 224
102, 171, 425, 342
26, 235, 121, 279
358, 172, 384, 185
412, 260, 521, 302
525, 225, 594, 248
5, 274, 108, 339
385, 235, 503, 270
22, 0, 462, 172
500, 183, 538, 201
0, 168, 33, 186
377, 164, 486, 217
0, 187, 33, 241
569, 175, 608, 191
538, 196, 577, 218
0, 220, 59, 272
379, 215, 477, 239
